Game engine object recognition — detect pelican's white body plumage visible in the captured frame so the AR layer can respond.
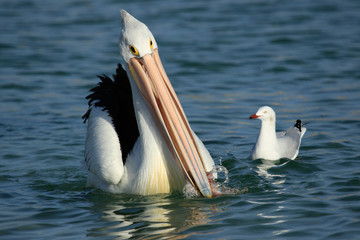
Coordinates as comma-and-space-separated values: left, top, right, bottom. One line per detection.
249, 106, 306, 160
85, 99, 184, 194
85, 100, 215, 194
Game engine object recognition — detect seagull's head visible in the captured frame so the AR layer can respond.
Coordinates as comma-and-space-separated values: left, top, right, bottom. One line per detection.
249, 106, 276, 122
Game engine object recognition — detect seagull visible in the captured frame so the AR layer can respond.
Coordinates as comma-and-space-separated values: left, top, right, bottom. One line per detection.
82, 10, 217, 198
249, 106, 306, 160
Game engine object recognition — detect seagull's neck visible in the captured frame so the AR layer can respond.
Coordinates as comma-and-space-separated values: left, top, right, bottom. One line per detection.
257, 118, 277, 146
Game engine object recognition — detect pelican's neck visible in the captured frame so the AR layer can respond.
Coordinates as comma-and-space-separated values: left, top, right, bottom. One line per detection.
124, 71, 186, 194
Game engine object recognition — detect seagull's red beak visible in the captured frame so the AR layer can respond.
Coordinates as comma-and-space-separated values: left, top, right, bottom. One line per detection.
249, 114, 259, 119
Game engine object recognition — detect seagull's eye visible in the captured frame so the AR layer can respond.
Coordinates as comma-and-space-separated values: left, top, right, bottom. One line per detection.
264, 111, 267, 114
149, 38, 153, 51
129, 45, 139, 56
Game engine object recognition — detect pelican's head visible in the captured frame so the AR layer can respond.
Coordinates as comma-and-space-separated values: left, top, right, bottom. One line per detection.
118, 10, 213, 198
119, 10, 158, 63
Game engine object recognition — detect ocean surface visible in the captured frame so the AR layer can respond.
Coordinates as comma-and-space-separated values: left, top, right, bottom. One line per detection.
1, 0, 360, 239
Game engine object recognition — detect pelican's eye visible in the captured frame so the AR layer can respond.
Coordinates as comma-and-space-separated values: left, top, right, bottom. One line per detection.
129, 45, 139, 56
149, 38, 154, 51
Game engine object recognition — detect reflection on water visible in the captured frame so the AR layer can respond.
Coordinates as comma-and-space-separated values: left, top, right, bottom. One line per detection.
86, 193, 222, 239
84, 163, 244, 239
253, 160, 290, 234
255, 159, 289, 185
97, 202, 174, 239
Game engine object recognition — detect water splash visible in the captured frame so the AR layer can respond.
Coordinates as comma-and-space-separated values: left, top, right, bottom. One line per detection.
183, 158, 246, 198
212, 157, 229, 184
182, 181, 200, 199
211, 159, 245, 196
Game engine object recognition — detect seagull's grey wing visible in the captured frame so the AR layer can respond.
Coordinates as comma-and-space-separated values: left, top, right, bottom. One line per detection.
277, 125, 305, 160
276, 131, 286, 138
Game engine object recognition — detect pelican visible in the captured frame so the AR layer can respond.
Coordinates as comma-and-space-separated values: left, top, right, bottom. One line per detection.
82, 10, 216, 198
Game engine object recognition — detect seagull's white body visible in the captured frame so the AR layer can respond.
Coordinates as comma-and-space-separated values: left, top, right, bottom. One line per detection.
83, 10, 216, 197
249, 106, 306, 160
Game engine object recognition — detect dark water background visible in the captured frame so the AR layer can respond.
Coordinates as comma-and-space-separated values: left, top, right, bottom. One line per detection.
1, 0, 360, 239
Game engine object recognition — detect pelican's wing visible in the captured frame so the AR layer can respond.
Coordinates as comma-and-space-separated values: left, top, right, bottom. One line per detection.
82, 64, 139, 186
84, 106, 124, 185
192, 131, 216, 174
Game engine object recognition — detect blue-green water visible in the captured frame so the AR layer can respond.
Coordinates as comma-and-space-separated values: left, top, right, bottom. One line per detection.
1, 0, 360, 239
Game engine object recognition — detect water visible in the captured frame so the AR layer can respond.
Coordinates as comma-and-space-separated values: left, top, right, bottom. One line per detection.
1, 0, 359, 239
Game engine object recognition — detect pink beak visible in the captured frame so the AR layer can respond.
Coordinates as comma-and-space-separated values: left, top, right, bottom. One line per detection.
128, 48, 213, 198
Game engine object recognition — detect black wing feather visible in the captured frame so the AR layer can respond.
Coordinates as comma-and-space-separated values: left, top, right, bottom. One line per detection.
82, 64, 139, 164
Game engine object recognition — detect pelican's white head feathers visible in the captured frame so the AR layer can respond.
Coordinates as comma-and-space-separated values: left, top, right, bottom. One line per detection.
119, 10, 158, 63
